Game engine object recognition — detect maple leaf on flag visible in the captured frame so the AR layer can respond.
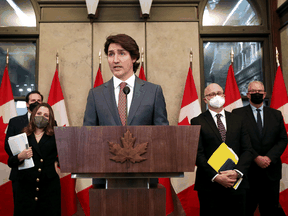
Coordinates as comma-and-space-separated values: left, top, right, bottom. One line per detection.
0, 116, 8, 164
108, 130, 148, 163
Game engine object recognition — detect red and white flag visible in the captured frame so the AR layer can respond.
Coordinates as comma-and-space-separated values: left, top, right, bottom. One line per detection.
137, 64, 173, 215
47, 68, 77, 216
0, 65, 17, 215
93, 64, 103, 88
223, 64, 243, 111
76, 66, 104, 216
170, 66, 201, 215
139, 64, 146, 81
270, 66, 288, 215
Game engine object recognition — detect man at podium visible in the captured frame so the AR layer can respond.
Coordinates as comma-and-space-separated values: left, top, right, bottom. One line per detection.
83, 34, 169, 187
191, 83, 253, 216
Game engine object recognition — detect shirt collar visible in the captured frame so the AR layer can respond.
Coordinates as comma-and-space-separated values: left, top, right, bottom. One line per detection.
113, 74, 135, 89
250, 104, 264, 112
209, 109, 226, 119
28, 112, 31, 122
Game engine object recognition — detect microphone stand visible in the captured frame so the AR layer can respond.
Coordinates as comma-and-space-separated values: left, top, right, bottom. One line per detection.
123, 86, 130, 126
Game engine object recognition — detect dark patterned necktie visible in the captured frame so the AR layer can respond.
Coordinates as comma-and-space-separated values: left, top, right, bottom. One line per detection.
216, 114, 226, 142
256, 109, 262, 136
118, 82, 127, 126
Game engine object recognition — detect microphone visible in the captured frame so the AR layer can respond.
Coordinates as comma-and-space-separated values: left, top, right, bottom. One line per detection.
123, 86, 130, 125
123, 86, 130, 95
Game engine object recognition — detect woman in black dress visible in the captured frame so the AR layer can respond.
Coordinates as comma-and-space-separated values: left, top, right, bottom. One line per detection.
13, 103, 61, 216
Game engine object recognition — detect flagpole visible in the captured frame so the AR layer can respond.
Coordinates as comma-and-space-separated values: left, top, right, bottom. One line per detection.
230, 47, 234, 67
56, 52, 59, 75
99, 49, 101, 71
190, 48, 193, 69
276, 47, 280, 68
6, 49, 9, 66
141, 47, 144, 75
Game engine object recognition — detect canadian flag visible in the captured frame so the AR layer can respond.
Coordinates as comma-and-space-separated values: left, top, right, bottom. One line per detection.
170, 66, 201, 215
0, 66, 17, 215
93, 65, 103, 88
47, 69, 77, 216
75, 67, 104, 216
270, 66, 288, 215
223, 64, 243, 111
137, 65, 173, 215
139, 64, 146, 81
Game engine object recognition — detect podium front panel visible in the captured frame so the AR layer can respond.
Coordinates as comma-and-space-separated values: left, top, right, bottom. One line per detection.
54, 125, 200, 174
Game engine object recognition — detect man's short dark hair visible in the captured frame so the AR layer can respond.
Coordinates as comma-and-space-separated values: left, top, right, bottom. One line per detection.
104, 34, 140, 72
25, 91, 43, 103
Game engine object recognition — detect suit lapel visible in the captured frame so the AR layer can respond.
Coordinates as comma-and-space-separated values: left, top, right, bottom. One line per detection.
245, 105, 262, 138
225, 111, 232, 143
203, 110, 223, 143
24, 113, 29, 125
29, 134, 43, 157
103, 78, 122, 125
262, 107, 269, 136
127, 77, 145, 125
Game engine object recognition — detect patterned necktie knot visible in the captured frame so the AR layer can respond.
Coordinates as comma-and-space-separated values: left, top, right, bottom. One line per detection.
216, 113, 226, 142
120, 82, 126, 90
118, 82, 127, 126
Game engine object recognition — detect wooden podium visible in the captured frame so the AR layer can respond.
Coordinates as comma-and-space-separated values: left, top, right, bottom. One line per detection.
54, 126, 200, 216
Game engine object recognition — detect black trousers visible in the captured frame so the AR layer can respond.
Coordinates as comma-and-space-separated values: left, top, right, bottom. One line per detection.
198, 189, 246, 216
246, 174, 280, 216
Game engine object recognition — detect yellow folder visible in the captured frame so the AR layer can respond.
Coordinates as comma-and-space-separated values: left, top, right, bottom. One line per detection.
208, 143, 238, 172
208, 143, 242, 190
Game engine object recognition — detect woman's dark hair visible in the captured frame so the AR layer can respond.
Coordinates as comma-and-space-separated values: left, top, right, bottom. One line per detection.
104, 34, 140, 72
23, 103, 55, 136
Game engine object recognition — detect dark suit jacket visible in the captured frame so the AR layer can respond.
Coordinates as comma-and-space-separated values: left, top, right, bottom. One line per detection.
232, 105, 287, 181
5, 113, 29, 180
191, 110, 253, 192
83, 76, 169, 126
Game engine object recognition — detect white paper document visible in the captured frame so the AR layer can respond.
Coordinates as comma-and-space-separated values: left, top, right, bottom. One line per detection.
8, 133, 34, 170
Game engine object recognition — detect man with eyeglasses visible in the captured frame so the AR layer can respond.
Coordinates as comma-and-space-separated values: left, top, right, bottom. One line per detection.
191, 83, 253, 216
232, 81, 287, 216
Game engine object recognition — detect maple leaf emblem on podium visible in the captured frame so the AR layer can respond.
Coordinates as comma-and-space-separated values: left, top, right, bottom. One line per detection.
108, 130, 148, 163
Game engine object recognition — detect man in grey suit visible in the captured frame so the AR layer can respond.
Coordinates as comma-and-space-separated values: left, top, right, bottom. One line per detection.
83, 34, 169, 186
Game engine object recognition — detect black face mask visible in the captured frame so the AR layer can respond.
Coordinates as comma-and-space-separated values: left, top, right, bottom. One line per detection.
29, 102, 40, 112
250, 93, 264, 104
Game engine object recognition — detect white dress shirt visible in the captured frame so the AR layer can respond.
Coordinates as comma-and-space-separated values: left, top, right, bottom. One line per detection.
113, 74, 135, 115
209, 109, 227, 130
250, 104, 264, 126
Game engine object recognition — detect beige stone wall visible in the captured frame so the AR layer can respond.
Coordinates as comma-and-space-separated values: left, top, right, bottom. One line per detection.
146, 22, 200, 125
39, 22, 200, 126
39, 23, 92, 126
280, 25, 288, 90
278, 0, 287, 8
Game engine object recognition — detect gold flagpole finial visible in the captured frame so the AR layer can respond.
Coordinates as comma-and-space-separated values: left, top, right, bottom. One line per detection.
190, 48, 193, 63
276, 47, 280, 67
99, 49, 102, 64
230, 47, 234, 64
141, 47, 144, 63
6, 49, 9, 65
